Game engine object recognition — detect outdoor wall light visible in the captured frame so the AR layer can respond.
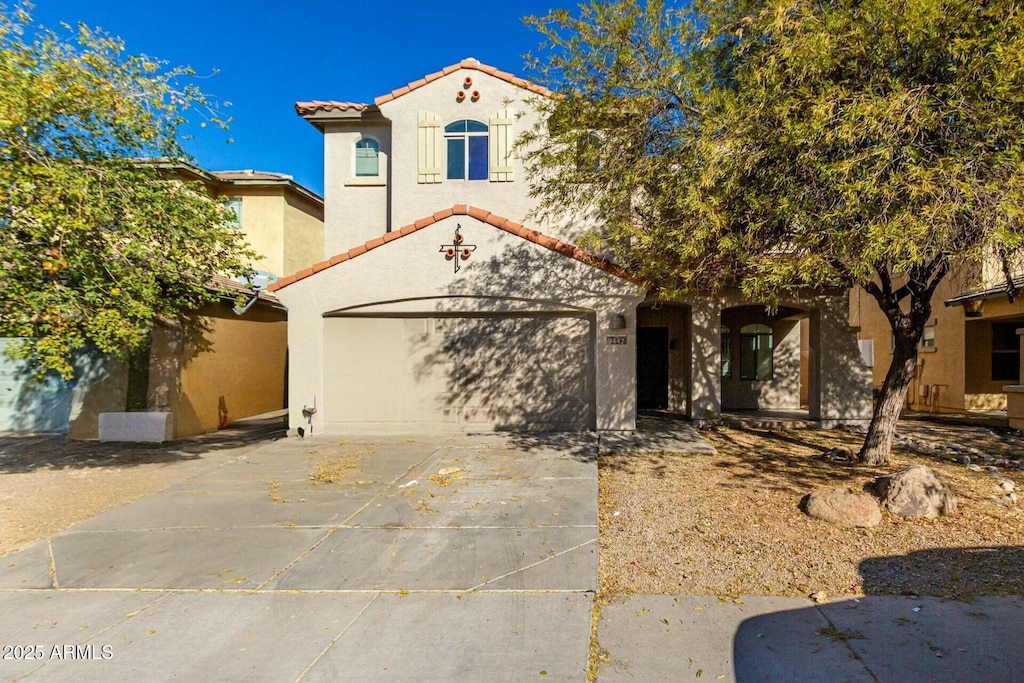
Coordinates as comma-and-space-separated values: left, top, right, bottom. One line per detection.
963, 300, 984, 318
608, 313, 627, 330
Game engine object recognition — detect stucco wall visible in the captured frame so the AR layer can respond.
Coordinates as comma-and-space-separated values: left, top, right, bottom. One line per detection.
145, 304, 287, 439
380, 71, 542, 230
283, 191, 326, 275
173, 303, 287, 438
274, 214, 644, 434
319, 68, 593, 259
850, 269, 1024, 412
323, 121, 392, 254
237, 192, 286, 275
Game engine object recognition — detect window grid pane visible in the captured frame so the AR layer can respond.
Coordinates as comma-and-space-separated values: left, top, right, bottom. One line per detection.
739, 328, 773, 381
446, 138, 466, 179
468, 136, 488, 180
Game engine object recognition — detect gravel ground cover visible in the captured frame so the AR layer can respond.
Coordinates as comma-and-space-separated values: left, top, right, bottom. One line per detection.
599, 421, 1024, 600
0, 425, 283, 557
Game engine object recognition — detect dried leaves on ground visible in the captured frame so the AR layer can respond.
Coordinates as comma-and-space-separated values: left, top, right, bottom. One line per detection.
599, 423, 1024, 600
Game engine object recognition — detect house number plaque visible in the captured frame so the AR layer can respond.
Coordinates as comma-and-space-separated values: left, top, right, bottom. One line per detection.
606, 336, 627, 345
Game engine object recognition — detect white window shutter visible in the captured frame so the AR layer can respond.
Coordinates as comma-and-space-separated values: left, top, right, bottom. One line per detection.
488, 108, 514, 182
417, 111, 443, 184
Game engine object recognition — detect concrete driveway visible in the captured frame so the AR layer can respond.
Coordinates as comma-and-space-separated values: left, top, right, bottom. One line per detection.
0, 433, 599, 681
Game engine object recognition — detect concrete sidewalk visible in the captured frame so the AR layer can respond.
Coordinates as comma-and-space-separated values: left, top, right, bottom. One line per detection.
597, 593, 1024, 682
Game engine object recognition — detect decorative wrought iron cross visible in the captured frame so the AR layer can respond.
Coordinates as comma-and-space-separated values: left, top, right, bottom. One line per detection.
439, 224, 477, 273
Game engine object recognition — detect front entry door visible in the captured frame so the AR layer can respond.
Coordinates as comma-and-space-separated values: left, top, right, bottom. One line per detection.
637, 327, 669, 410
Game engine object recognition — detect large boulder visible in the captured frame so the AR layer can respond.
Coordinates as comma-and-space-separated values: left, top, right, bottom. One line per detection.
802, 487, 882, 528
873, 465, 957, 519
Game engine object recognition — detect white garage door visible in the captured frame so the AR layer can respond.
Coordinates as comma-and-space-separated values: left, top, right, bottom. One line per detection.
322, 314, 594, 432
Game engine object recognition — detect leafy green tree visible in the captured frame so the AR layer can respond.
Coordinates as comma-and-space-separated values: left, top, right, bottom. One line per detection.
0, 5, 254, 379
524, 0, 1024, 464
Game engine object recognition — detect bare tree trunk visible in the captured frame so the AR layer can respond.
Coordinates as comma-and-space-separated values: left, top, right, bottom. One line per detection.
859, 331, 920, 465
859, 258, 948, 466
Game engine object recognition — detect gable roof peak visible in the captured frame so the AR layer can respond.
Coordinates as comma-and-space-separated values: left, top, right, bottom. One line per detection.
268, 205, 642, 292
373, 59, 553, 106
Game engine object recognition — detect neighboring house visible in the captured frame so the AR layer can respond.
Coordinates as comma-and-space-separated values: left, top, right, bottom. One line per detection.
851, 258, 1024, 413
0, 165, 324, 439
270, 58, 872, 435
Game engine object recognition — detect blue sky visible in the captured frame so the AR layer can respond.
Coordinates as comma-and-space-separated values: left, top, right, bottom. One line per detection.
30, 0, 564, 196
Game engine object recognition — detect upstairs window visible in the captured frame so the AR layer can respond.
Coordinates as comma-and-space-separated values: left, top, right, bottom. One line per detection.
355, 138, 380, 177
445, 120, 488, 180
740, 323, 773, 381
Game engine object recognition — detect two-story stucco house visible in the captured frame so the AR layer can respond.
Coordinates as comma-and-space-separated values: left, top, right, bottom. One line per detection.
270, 59, 873, 434
0, 164, 324, 439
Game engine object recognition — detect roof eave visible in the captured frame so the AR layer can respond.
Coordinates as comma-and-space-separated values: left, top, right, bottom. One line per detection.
944, 278, 1024, 306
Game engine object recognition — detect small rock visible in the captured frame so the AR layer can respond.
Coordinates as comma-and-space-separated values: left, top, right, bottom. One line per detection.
820, 447, 854, 463
873, 466, 957, 519
999, 479, 1015, 493
802, 487, 882, 528
995, 458, 1010, 467
1008, 493, 1018, 504
967, 464, 983, 472
956, 455, 971, 465
810, 591, 829, 604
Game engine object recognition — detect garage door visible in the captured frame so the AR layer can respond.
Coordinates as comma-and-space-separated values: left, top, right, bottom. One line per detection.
322, 314, 594, 432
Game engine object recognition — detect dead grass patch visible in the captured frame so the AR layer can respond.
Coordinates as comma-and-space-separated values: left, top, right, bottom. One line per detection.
599, 424, 1024, 600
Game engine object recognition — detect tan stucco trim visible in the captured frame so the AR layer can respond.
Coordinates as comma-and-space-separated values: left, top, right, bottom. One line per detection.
344, 177, 387, 187
268, 205, 644, 292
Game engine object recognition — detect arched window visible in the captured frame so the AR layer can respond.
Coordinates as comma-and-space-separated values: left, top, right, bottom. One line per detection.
740, 323, 773, 381
355, 138, 380, 177
445, 120, 488, 180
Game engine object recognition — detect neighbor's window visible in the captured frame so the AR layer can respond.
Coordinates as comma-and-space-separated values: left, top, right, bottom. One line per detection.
224, 197, 242, 229
355, 138, 380, 177
921, 325, 936, 350
721, 325, 732, 378
740, 323, 773, 381
445, 120, 488, 180
991, 322, 1021, 382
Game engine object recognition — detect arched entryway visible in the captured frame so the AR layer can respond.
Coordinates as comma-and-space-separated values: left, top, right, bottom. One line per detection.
720, 304, 809, 412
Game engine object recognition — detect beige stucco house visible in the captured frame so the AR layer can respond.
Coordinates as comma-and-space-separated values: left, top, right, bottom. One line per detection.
851, 257, 1024, 414
56, 167, 324, 439
271, 59, 872, 434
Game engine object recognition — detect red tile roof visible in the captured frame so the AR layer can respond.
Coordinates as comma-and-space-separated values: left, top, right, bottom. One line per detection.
208, 275, 284, 310
294, 59, 554, 117
267, 205, 642, 292
293, 101, 371, 116
373, 58, 554, 106
212, 170, 296, 182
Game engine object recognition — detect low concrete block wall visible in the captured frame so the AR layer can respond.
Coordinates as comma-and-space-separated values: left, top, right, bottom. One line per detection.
98, 412, 172, 442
